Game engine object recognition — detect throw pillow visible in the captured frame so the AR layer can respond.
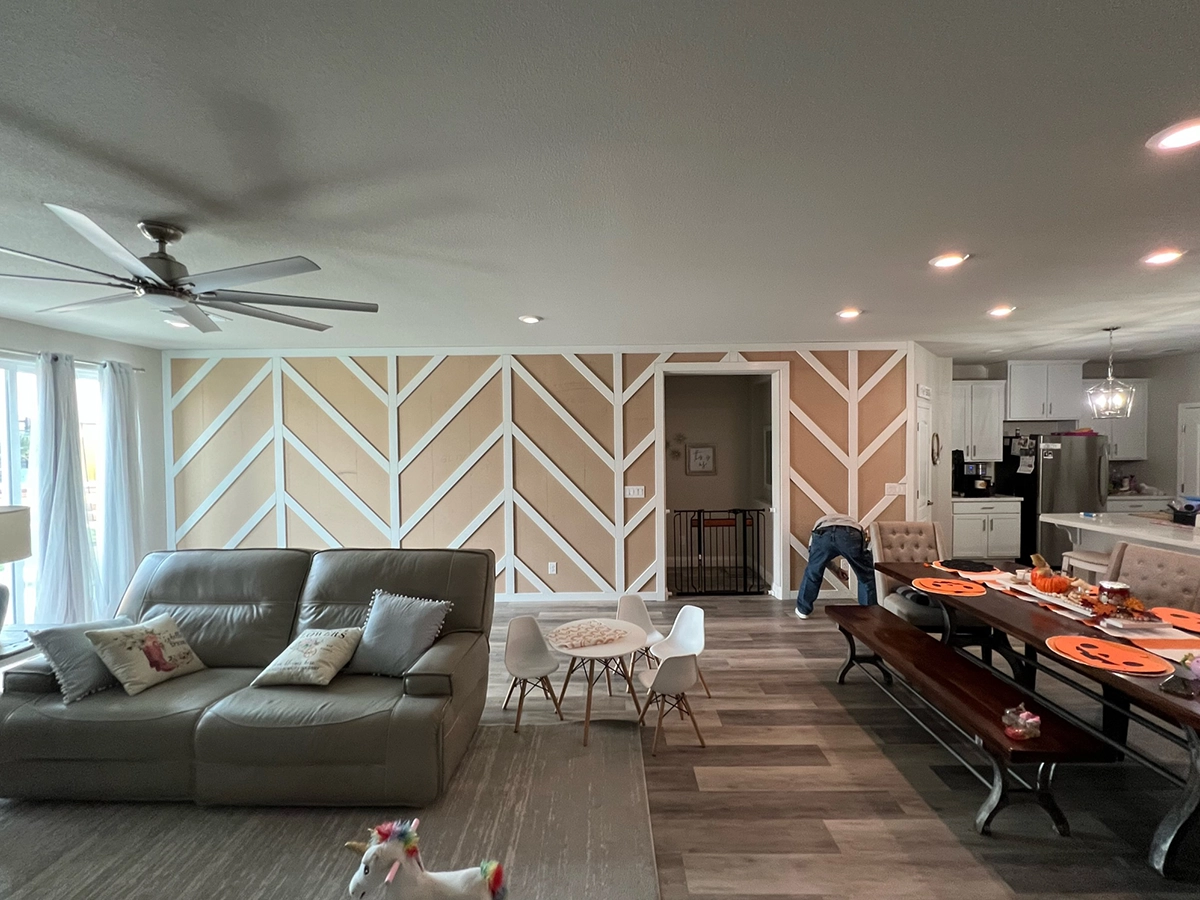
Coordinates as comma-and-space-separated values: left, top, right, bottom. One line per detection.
28, 616, 133, 703
345, 590, 452, 678
85, 614, 206, 696
252, 627, 363, 687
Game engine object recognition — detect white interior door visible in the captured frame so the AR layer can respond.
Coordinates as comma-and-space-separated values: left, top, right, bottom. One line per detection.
916, 402, 933, 521
1178, 404, 1200, 496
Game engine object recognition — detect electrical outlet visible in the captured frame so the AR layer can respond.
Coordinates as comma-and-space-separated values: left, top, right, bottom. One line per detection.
885, 482, 906, 496
548, 562, 557, 575
624, 485, 645, 498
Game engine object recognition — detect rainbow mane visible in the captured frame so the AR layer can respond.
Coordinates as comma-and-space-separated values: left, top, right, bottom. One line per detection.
372, 819, 420, 857
480, 860, 506, 899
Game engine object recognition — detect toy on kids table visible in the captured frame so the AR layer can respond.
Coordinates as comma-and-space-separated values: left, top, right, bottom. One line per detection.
345, 818, 507, 900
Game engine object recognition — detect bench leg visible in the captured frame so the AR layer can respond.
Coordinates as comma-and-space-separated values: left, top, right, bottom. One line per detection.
977, 756, 1070, 837
835, 627, 892, 685
1150, 725, 1200, 877
1035, 763, 1071, 837
976, 756, 1012, 836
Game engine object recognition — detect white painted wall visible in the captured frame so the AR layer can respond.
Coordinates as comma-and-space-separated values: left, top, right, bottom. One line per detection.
0, 316, 166, 556
913, 344, 953, 548
1118, 351, 1200, 494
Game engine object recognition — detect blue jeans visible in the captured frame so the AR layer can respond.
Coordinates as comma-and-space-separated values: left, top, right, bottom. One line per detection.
796, 526, 878, 614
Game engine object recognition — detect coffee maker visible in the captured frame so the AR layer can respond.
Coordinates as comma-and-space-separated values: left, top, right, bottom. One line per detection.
952, 449, 993, 497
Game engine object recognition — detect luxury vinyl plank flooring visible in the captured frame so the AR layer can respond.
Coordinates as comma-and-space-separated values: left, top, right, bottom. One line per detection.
487, 594, 1198, 898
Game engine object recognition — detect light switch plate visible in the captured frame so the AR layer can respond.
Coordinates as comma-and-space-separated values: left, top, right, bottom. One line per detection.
624, 485, 645, 498
548, 562, 557, 575
885, 482, 906, 496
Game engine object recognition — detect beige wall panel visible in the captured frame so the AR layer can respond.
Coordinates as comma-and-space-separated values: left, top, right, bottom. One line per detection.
285, 357, 389, 455
624, 444, 655, 519
810, 351, 850, 388
399, 356, 497, 457
396, 355, 435, 393
623, 353, 659, 385
495, 573, 505, 595
174, 381, 273, 522
171, 358, 206, 394
516, 355, 614, 455
511, 379, 614, 517
514, 508, 598, 593
577, 353, 614, 390
858, 349, 898, 384
858, 427, 907, 516
400, 375, 502, 519
793, 357, 848, 453
402, 443, 503, 548
286, 508, 333, 550
622, 381, 655, 457
667, 352, 725, 363
625, 513, 656, 589
176, 447, 273, 549
459, 507, 504, 558
172, 358, 269, 460
282, 379, 390, 521
858, 360, 907, 452
284, 444, 391, 548
236, 511, 278, 549
790, 547, 804, 590
513, 443, 615, 585
515, 570, 539, 594
351, 356, 389, 391
790, 481, 826, 544
642, 573, 657, 593
790, 416, 848, 513
872, 494, 906, 523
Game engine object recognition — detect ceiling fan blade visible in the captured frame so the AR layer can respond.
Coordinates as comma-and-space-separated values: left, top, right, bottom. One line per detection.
207, 289, 378, 313
0, 272, 134, 288
40, 292, 138, 313
43, 203, 167, 285
0, 244, 137, 285
172, 302, 221, 333
178, 256, 320, 293
199, 299, 331, 332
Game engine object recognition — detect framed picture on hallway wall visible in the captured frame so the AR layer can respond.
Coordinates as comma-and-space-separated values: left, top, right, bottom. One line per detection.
686, 443, 716, 476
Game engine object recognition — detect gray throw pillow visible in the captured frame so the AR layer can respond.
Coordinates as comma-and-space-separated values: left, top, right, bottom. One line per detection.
27, 616, 133, 703
345, 590, 452, 677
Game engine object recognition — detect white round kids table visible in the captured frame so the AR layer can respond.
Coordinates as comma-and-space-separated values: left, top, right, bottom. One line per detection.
548, 618, 646, 746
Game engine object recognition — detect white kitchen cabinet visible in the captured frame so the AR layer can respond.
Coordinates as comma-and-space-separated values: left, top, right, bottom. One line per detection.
953, 514, 988, 557
988, 513, 1022, 557
951, 380, 1005, 461
1105, 494, 1168, 513
1006, 361, 1084, 420
952, 497, 1023, 558
1083, 379, 1148, 460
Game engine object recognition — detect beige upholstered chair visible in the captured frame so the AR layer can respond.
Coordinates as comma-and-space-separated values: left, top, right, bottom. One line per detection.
869, 521, 948, 629
1104, 542, 1200, 612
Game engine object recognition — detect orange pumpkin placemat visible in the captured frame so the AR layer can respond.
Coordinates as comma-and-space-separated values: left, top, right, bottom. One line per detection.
912, 577, 987, 597
1045, 635, 1174, 676
1150, 607, 1200, 635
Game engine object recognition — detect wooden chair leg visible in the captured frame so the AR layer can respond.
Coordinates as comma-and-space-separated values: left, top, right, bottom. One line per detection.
697, 663, 712, 698
514, 680, 527, 734
681, 693, 705, 747
605, 666, 613, 697
543, 676, 564, 719
652, 698, 666, 755
503, 677, 518, 710
638, 690, 655, 725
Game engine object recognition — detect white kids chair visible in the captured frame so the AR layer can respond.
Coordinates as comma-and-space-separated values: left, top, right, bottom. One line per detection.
637, 654, 705, 755
503, 616, 563, 732
616, 594, 664, 679
649, 604, 711, 698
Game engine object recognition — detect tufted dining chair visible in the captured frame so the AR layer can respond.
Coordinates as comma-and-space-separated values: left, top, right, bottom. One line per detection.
1104, 542, 1200, 612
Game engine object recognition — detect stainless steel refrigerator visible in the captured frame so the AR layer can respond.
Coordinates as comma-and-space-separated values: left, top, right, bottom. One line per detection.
994, 434, 1108, 566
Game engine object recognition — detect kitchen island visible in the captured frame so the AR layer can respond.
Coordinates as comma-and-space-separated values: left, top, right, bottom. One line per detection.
1040, 511, 1200, 557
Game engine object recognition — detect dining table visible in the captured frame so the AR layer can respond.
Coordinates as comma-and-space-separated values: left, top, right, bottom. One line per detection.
874, 560, 1200, 878
547, 617, 645, 746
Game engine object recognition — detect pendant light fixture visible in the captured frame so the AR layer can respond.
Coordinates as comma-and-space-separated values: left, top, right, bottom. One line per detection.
1086, 327, 1135, 418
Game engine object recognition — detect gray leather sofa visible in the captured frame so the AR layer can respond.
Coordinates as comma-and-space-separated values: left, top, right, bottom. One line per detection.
0, 547, 494, 806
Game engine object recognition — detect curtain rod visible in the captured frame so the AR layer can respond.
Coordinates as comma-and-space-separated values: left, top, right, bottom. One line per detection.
0, 348, 146, 373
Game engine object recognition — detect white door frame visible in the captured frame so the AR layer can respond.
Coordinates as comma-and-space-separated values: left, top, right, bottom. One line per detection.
654, 360, 789, 599
1177, 402, 1200, 496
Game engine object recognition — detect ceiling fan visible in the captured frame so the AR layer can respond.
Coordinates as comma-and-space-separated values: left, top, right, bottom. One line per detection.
0, 203, 378, 332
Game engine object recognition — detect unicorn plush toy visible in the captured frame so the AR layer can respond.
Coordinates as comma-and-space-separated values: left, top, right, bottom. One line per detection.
345, 818, 507, 900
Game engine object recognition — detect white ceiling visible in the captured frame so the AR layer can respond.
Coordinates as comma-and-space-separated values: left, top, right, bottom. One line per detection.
1, 1, 1200, 360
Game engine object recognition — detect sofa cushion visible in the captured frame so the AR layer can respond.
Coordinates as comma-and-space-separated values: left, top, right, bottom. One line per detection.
0, 668, 257, 763
294, 548, 494, 638
87, 614, 207, 696
252, 627, 363, 687
345, 591, 452, 677
115, 549, 313, 667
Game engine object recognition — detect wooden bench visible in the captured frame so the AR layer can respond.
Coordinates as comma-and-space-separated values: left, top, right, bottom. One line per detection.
826, 604, 1117, 836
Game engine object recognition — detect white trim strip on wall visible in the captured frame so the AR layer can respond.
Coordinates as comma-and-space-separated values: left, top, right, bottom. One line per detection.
502, 356, 515, 594
612, 351, 626, 599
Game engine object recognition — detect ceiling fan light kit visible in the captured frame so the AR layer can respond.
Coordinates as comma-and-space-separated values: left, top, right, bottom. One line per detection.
0, 203, 379, 333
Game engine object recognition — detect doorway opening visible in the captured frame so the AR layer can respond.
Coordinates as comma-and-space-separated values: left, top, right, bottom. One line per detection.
662, 373, 776, 596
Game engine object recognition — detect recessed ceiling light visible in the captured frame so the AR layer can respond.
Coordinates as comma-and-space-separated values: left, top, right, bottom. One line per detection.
987, 305, 1016, 318
836, 307, 861, 319
165, 319, 190, 328
929, 253, 970, 269
1147, 118, 1200, 153
1142, 248, 1185, 266
518, 315, 542, 324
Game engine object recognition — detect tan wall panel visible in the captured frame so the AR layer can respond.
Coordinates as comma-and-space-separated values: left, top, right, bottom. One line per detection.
399, 356, 497, 457
810, 351, 850, 388
577, 353, 614, 390
623, 353, 659, 385
236, 511, 278, 549
625, 513, 656, 589
403, 443, 503, 548
286, 357, 388, 455
352, 356, 389, 391
496, 573, 505, 595
286, 507, 333, 550
460, 507, 504, 558
173, 358, 269, 460
790, 547, 804, 590
642, 573, 656, 593
284, 444, 391, 548
793, 357, 848, 453
282, 379, 390, 520
397, 355, 435, 393
511, 378, 614, 517
171, 358, 206, 395
177, 447, 273, 549
858, 427, 907, 516
668, 352, 726, 363
873, 494, 906, 523
515, 570, 539, 594
516, 355, 614, 455
858, 360, 907, 452
858, 350, 897, 384
790, 416, 848, 513
514, 508, 598, 593
513, 442, 615, 585
624, 444, 655, 519
174, 381, 273, 522
790, 482, 826, 544
400, 375, 502, 519
622, 381, 655, 457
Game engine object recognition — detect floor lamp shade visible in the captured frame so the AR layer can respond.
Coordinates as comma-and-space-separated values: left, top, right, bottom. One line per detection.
0, 506, 32, 564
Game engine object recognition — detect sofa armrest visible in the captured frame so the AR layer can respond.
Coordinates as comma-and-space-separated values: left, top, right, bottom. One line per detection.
404, 632, 488, 697
2, 656, 59, 694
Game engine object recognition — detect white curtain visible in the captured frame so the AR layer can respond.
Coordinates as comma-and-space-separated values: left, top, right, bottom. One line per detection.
99, 361, 142, 614
34, 352, 99, 624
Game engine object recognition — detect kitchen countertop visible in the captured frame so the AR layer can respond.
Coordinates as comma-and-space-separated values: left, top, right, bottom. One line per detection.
1040, 512, 1200, 552
951, 494, 1023, 502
